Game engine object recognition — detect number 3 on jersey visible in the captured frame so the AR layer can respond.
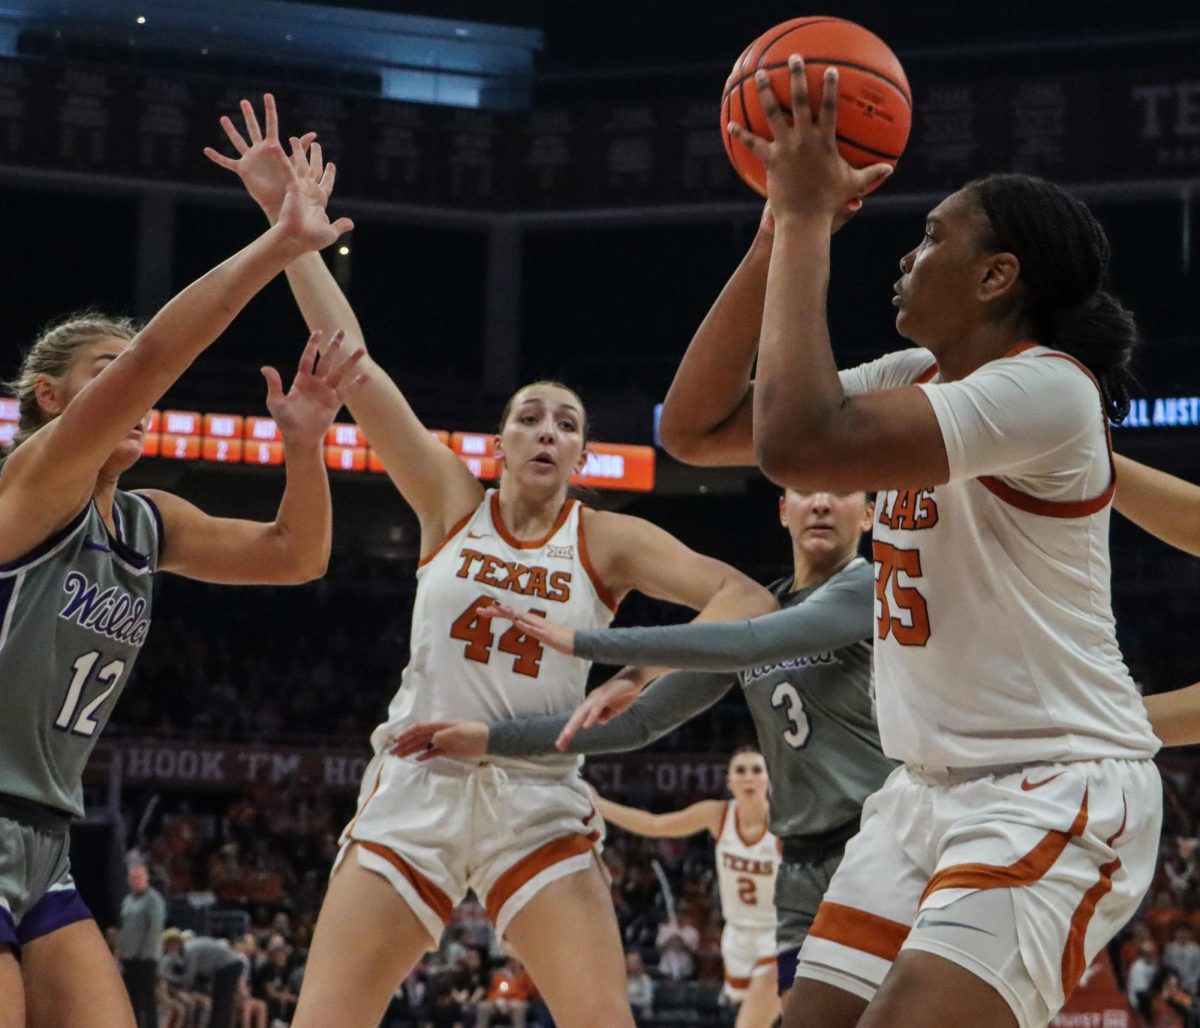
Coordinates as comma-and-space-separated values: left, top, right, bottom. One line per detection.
873, 540, 931, 645
451, 596, 545, 678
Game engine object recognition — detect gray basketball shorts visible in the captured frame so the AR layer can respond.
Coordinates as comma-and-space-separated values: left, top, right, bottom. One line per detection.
774, 846, 846, 989
0, 816, 91, 949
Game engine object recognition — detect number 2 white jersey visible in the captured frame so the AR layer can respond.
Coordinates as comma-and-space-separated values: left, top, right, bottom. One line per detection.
839, 343, 1158, 769
371, 490, 616, 773
716, 801, 780, 931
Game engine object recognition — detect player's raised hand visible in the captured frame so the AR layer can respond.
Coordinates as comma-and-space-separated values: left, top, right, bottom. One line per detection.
264, 329, 343, 449
390, 721, 488, 761
556, 670, 645, 751
204, 94, 318, 222
271, 139, 354, 253
478, 603, 576, 656
728, 58, 890, 223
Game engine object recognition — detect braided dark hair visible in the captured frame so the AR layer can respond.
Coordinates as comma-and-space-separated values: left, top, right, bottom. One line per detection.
966, 173, 1137, 423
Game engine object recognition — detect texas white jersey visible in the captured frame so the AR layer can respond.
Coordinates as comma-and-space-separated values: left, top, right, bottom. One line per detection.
839, 343, 1158, 769
371, 490, 616, 772
716, 801, 779, 931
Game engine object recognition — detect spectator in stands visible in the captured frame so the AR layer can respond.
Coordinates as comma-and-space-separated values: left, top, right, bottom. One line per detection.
254, 938, 299, 1026
1149, 889, 1187, 948
162, 928, 246, 1028
626, 951, 654, 1021
233, 932, 269, 1028
1130, 940, 1165, 1011
119, 862, 166, 1028
655, 920, 699, 981
425, 979, 465, 1028
476, 957, 537, 1028
449, 947, 487, 1017
1165, 922, 1200, 995
1140, 967, 1195, 1028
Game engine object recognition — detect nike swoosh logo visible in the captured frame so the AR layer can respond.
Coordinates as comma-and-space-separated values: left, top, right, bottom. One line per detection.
466, 532, 487, 539
913, 915, 996, 936
82, 539, 112, 553
1020, 772, 1064, 792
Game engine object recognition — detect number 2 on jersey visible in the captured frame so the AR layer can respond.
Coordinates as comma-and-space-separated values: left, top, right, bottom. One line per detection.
873, 540, 931, 645
451, 596, 545, 678
55, 650, 126, 737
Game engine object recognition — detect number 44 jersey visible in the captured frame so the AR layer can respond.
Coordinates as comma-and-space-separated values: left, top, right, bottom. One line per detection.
373, 490, 615, 773
0, 492, 160, 819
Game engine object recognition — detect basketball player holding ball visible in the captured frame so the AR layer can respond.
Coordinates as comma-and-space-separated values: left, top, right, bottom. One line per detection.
207, 95, 776, 1028
0, 143, 350, 1028
663, 49, 1160, 1028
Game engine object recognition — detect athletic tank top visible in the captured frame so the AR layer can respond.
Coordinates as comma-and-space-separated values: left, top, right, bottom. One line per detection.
715, 800, 779, 930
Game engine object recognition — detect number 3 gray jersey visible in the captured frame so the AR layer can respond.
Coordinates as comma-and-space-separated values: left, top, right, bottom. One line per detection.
489, 557, 897, 841
0, 492, 161, 818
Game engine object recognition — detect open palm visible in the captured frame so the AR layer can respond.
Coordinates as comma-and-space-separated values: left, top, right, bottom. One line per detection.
264, 330, 344, 449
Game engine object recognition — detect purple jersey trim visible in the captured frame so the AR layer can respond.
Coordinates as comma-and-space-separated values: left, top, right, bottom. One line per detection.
0, 906, 16, 947
776, 947, 800, 993
17, 887, 93, 945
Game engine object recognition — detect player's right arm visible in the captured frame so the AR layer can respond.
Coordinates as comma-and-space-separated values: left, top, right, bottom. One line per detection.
390, 670, 736, 759
1143, 684, 1200, 747
1112, 454, 1200, 558
0, 144, 350, 554
595, 795, 726, 840
482, 560, 872, 670
206, 94, 481, 540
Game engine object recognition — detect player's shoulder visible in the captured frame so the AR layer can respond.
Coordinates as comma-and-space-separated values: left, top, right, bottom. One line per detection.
841, 348, 937, 392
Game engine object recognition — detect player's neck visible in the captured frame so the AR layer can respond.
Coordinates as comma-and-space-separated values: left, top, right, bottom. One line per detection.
735, 794, 769, 826
494, 481, 569, 540
92, 476, 120, 532
925, 323, 1031, 383
791, 548, 856, 592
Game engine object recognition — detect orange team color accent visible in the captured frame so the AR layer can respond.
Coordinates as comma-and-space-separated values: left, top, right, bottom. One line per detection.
485, 832, 600, 923
417, 511, 475, 569
355, 840, 455, 925
1061, 799, 1128, 999
577, 511, 618, 612
920, 789, 1090, 906
808, 901, 911, 962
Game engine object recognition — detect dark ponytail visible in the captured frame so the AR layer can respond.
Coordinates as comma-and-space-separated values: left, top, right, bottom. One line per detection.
967, 174, 1138, 424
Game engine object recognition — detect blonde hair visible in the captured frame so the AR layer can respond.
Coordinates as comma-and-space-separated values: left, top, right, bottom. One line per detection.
5, 312, 137, 452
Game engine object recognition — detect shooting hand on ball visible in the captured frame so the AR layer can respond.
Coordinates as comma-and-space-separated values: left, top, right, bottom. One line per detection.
729, 57, 891, 226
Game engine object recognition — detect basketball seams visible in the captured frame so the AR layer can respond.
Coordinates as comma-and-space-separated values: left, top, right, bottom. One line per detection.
729, 59, 912, 110
751, 18, 840, 72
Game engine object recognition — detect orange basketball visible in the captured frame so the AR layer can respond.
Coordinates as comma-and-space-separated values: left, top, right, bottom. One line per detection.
721, 17, 912, 198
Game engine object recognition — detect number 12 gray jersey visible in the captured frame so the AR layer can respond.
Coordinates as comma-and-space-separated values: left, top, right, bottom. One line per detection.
0, 492, 161, 818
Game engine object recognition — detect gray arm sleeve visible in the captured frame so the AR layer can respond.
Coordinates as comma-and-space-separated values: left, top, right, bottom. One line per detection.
487, 670, 736, 757
573, 561, 874, 671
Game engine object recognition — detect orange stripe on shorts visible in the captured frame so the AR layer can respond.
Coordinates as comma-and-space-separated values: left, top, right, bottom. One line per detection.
1061, 797, 1128, 999
920, 788, 1090, 906
808, 901, 910, 962
485, 832, 599, 924
354, 840, 454, 925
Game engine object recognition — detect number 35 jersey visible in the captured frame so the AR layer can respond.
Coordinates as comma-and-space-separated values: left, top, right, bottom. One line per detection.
372, 490, 615, 773
0, 492, 160, 818
841, 344, 1158, 769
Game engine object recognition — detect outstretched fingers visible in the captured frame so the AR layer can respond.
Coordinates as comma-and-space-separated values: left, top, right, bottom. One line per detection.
263, 93, 279, 142
753, 68, 790, 137
816, 66, 839, 145
296, 330, 324, 381
240, 99, 264, 145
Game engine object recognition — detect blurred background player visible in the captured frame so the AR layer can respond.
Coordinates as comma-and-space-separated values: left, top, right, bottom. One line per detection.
206, 93, 775, 1028
591, 747, 781, 1028
0, 141, 349, 1028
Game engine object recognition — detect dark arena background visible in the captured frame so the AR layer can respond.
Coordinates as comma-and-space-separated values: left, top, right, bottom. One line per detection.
4, 1, 1200, 1025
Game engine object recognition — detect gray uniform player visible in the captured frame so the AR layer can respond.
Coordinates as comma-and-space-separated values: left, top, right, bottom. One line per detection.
0, 490, 162, 945
391, 490, 896, 993
0, 137, 350, 1028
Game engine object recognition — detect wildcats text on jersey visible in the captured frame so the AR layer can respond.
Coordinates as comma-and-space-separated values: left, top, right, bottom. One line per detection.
739, 652, 836, 686
58, 571, 152, 647
454, 547, 572, 603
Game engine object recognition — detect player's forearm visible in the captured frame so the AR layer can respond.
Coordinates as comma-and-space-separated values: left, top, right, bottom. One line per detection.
1113, 454, 1200, 558
266, 441, 331, 582
594, 796, 669, 836
282, 253, 367, 353
487, 670, 731, 756
659, 233, 772, 465
754, 215, 844, 484
1144, 683, 1200, 747
575, 585, 871, 670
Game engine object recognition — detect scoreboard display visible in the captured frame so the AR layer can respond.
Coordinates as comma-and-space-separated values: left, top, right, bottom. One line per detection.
5, 408, 656, 491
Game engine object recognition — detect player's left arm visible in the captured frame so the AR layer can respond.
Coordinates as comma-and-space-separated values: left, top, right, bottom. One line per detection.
1113, 454, 1200, 558
1143, 684, 1200, 748
136, 332, 337, 584
584, 508, 776, 622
